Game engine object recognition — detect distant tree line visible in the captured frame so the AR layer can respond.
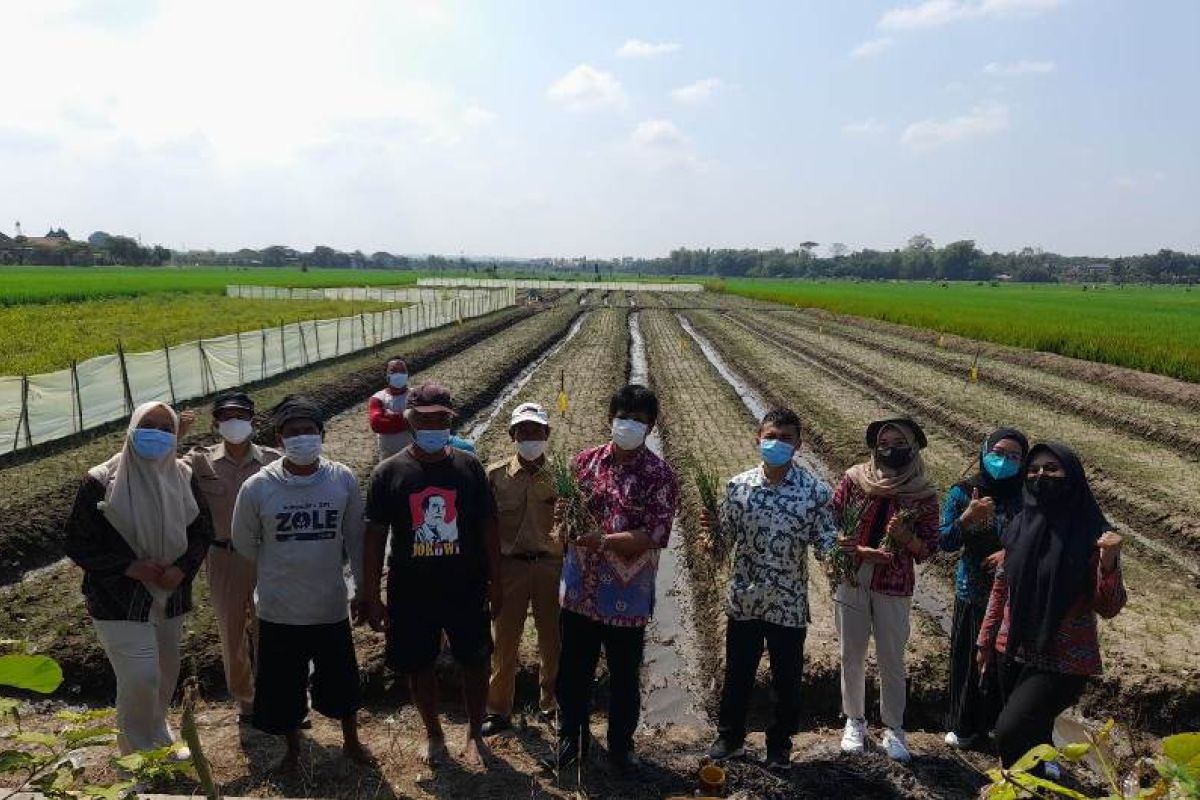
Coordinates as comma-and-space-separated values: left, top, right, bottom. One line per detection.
3, 228, 1196, 284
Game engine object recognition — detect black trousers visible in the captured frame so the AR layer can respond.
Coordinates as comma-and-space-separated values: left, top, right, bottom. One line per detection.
253, 619, 361, 735
717, 617, 806, 751
946, 596, 1000, 738
555, 609, 645, 756
994, 656, 1086, 767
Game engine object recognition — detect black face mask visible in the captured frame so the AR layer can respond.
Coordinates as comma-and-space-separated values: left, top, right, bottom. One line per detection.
1026, 475, 1068, 504
876, 446, 914, 469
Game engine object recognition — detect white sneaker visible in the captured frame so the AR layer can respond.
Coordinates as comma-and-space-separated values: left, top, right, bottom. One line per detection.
882, 728, 912, 763
168, 745, 192, 763
944, 731, 975, 749
841, 718, 868, 754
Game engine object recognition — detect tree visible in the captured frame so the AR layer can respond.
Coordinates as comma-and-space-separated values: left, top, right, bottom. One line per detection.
829, 242, 849, 259
936, 239, 983, 281
906, 233, 934, 252
87, 231, 112, 249
45, 227, 70, 240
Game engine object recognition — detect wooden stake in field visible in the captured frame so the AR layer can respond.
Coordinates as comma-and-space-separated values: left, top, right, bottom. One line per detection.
557, 369, 569, 417
967, 347, 981, 385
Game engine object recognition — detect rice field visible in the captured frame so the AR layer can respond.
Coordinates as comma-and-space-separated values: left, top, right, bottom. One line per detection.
0, 266, 422, 305
0, 293, 394, 374
711, 278, 1200, 382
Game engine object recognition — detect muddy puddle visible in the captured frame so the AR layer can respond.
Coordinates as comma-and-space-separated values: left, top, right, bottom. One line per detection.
677, 313, 953, 635
628, 312, 709, 732
460, 312, 589, 442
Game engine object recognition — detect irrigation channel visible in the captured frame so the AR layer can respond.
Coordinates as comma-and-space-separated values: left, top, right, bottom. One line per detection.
628, 311, 707, 731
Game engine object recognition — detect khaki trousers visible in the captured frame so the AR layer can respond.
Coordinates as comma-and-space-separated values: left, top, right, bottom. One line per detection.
486, 555, 562, 716
835, 563, 912, 731
207, 546, 258, 713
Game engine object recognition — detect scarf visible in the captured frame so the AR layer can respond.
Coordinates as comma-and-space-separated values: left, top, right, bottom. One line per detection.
1001, 441, 1111, 656
846, 420, 936, 501
955, 427, 1029, 502
88, 402, 199, 600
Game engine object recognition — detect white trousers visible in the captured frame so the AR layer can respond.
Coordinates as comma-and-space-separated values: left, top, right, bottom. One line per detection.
834, 563, 912, 731
93, 605, 184, 754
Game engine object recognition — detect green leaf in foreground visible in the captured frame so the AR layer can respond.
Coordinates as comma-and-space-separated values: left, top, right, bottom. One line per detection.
0, 654, 65, 694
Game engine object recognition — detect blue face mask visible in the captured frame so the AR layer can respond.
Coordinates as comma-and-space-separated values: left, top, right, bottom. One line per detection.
760, 438, 796, 468
131, 428, 176, 460
415, 428, 451, 454
983, 451, 1021, 480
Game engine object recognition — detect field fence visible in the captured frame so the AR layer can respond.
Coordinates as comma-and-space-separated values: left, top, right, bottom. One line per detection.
418, 277, 705, 293
226, 285, 485, 303
1, 287, 516, 453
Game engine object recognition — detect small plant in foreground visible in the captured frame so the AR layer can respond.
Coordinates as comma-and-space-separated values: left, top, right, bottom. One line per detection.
826, 498, 867, 592
549, 451, 594, 543
983, 719, 1200, 800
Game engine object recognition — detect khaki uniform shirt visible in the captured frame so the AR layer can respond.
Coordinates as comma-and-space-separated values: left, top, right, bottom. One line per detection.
187, 442, 281, 542
487, 454, 560, 557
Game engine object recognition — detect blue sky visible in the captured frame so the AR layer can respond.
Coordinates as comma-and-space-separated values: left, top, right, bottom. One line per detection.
1, 0, 1196, 258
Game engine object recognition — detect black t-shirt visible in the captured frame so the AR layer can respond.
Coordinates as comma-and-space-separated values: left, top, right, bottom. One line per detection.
366, 448, 496, 602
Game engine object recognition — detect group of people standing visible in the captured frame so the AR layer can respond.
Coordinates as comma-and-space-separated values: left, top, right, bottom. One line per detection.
62, 355, 1126, 779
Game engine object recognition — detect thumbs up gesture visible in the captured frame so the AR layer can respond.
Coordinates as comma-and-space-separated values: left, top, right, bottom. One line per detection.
959, 487, 995, 527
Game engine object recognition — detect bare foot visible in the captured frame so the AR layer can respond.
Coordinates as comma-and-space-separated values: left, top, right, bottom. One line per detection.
343, 741, 376, 765
460, 736, 496, 770
422, 736, 449, 766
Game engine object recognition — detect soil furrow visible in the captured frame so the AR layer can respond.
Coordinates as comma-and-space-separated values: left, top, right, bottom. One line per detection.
764, 308, 1200, 457
732, 310, 1200, 566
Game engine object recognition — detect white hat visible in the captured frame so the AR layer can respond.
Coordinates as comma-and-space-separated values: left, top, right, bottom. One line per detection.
509, 402, 549, 429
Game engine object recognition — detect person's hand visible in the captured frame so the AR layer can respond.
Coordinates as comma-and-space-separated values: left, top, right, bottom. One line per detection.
885, 515, 913, 547
837, 536, 857, 555
984, 550, 1005, 571
575, 530, 603, 550
1097, 531, 1124, 572
856, 546, 894, 565
960, 488, 995, 527
154, 565, 185, 591
976, 645, 994, 677
359, 597, 389, 632
699, 508, 714, 534
177, 410, 196, 439
125, 560, 165, 583
488, 581, 504, 620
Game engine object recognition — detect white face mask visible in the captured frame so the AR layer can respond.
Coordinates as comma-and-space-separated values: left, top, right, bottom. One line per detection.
516, 439, 547, 461
611, 418, 649, 451
388, 372, 409, 390
218, 418, 254, 445
282, 434, 322, 465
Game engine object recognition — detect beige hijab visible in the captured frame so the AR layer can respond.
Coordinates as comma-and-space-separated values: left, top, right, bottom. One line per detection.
846, 420, 937, 501
88, 402, 199, 584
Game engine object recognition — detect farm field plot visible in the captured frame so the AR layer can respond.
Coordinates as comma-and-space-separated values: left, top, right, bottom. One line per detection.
0, 266, 422, 304
0, 294, 395, 373
472, 306, 630, 464
715, 279, 1200, 382
687, 304, 1200, 732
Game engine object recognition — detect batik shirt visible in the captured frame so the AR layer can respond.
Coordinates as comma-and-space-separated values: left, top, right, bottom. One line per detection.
560, 443, 680, 628
716, 464, 837, 628
938, 484, 1023, 605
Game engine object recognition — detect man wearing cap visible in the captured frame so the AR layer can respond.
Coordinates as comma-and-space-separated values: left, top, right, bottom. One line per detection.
184, 391, 279, 722
231, 395, 372, 769
361, 381, 502, 768
480, 402, 559, 736
368, 356, 413, 460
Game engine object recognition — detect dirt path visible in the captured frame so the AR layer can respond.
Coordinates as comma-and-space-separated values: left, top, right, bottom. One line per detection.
687, 307, 1200, 733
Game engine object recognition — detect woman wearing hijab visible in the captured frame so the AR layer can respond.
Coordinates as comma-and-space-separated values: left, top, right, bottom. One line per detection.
977, 442, 1126, 768
938, 427, 1029, 749
832, 417, 939, 763
64, 401, 212, 755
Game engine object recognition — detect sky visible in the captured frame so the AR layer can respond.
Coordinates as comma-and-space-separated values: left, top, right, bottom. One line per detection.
1, 0, 1197, 259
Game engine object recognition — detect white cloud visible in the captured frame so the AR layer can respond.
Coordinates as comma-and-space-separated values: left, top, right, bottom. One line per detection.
879, 0, 1060, 31
616, 39, 681, 58
983, 59, 1056, 75
546, 64, 628, 112
842, 118, 888, 135
461, 105, 496, 127
628, 119, 698, 169
671, 78, 723, 105
901, 101, 1010, 151
850, 37, 894, 59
